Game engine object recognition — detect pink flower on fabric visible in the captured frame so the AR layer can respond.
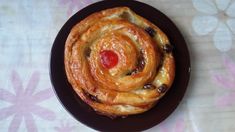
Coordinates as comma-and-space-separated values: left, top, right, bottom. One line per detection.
159, 117, 185, 132
54, 121, 76, 132
0, 70, 55, 132
213, 56, 235, 107
58, 0, 94, 16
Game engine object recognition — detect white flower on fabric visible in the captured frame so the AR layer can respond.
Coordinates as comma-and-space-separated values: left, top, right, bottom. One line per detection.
192, 0, 235, 52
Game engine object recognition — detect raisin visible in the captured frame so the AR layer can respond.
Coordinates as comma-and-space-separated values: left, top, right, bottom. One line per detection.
145, 27, 156, 37
126, 69, 138, 76
136, 51, 145, 71
120, 12, 130, 21
126, 71, 132, 76
85, 92, 100, 103
125, 51, 145, 76
163, 44, 173, 53
157, 84, 167, 93
85, 47, 91, 57
89, 95, 100, 102
143, 84, 156, 89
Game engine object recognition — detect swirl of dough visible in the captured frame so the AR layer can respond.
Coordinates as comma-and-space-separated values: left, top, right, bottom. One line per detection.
64, 7, 175, 116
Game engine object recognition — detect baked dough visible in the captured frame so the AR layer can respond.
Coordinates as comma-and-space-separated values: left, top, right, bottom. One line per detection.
64, 7, 175, 117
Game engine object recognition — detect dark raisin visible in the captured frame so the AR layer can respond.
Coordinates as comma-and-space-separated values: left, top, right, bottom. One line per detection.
120, 12, 130, 21
126, 51, 145, 76
85, 92, 100, 102
126, 69, 138, 76
85, 47, 91, 57
90, 95, 100, 102
163, 44, 173, 53
143, 84, 156, 89
137, 58, 145, 71
157, 84, 167, 93
145, 27, 156, 37
126, 72, 132, 76
131, 69, 139, 75
136, 51, 145, 71
126, 70, 133, 76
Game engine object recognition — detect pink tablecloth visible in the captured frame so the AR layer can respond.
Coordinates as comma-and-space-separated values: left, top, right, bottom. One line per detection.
0, 0, 235, 131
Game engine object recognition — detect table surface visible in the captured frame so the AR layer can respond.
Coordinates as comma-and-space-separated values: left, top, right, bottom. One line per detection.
0, 0, 235, 132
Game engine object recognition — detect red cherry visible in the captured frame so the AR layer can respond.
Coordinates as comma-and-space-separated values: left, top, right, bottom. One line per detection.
100, 50, 118, 69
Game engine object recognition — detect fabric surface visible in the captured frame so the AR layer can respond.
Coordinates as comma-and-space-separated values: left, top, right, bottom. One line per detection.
0, 0, 235, 131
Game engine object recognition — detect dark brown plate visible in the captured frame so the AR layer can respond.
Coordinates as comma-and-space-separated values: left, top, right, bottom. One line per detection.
50, 0, 190, 131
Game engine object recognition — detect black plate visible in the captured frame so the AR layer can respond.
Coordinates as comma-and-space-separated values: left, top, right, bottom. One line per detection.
50, 0, 190, 131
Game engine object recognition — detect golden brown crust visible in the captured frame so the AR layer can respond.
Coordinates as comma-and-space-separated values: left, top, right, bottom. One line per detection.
64, 7, 175, 116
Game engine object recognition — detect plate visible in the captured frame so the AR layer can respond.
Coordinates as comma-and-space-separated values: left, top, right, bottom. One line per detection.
50, 0, 191, 131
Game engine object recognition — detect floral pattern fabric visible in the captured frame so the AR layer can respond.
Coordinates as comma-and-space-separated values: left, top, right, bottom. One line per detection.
0, 0, 235, 131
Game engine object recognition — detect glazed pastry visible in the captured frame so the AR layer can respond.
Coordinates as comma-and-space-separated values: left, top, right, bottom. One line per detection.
64, 7, 175, 117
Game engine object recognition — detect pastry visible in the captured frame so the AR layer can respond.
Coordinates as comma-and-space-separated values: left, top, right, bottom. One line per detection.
64, 7, 175, 117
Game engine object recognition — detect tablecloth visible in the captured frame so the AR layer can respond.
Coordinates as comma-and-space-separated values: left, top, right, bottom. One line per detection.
0, 0, 235, 131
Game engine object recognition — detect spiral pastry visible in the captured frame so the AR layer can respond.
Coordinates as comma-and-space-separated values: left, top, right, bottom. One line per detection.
65, 7, 175, 116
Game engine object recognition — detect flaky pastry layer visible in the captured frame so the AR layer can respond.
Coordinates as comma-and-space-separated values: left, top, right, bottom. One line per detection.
64, 7, 175, 116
